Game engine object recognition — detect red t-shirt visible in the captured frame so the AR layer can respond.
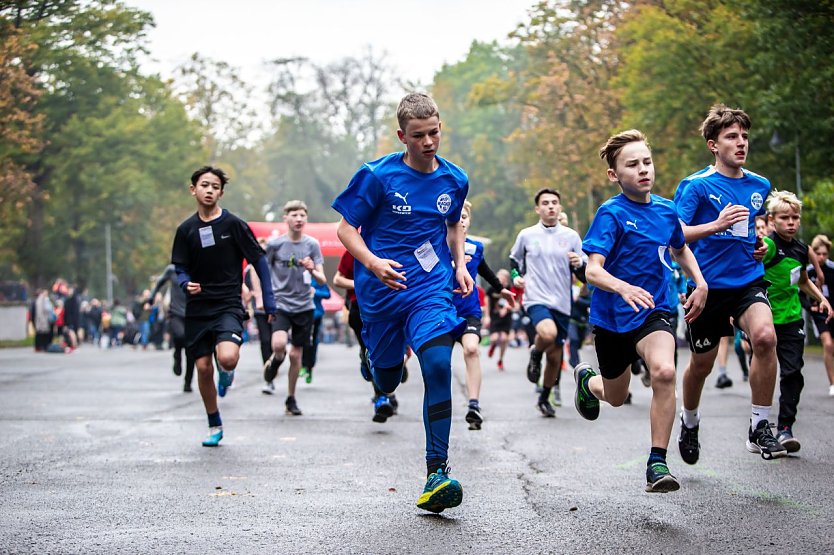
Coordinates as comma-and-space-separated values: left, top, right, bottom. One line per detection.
337, 251, 358, 304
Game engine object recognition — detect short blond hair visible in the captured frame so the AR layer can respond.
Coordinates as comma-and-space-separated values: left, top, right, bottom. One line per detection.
283, 200, 308, 215
397, 93, 439, 131
811, 234, 832, 251
766, 190, 802, 216
462, 200, 472, 217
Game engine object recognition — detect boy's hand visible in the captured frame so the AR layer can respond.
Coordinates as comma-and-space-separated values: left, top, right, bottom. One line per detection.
568, 252, 583, 269
300, 256, 315, 271
616, 283, 655, 312
753, 236, 767, 261
500, 288, 516, 308
368, 257, 407, 290
453, 267, 474, 297
186, 282, 202, 295
819, 298, 833, 323
716, 202, 749, 232
683, 284, 708, 323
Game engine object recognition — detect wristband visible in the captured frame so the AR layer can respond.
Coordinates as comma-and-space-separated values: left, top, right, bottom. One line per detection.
510, 268, 520, 280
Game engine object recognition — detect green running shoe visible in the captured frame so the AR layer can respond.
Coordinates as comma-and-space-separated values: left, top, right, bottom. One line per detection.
645, 461, 680, 493
416, 466, 463, 513
573, 362, 600, 421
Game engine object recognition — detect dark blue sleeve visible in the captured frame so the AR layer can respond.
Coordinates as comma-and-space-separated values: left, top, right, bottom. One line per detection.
175, 265, 191, 293
253, 255, 276, 315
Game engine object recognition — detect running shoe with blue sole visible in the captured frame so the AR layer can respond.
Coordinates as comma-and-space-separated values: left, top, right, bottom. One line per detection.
202, 426, 223, 447
217, 369, 234, 398
416, 467, 463, 513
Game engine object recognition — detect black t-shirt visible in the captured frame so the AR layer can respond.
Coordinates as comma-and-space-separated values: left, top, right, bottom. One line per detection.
171, 209, 264, 318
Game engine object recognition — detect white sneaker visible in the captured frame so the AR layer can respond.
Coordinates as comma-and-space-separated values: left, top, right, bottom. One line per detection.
829, 384, 834, 397
262, 381, 275, 395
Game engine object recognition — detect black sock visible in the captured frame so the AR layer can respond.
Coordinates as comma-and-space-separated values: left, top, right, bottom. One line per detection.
427, 460, 447, 477
468, 399, 479, 408
207, 411, 222, 428
648, 447, 667, 465
539, 386, 552, 402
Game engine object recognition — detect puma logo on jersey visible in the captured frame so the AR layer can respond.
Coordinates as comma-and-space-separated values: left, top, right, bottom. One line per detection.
626, 220, 638, 229
709, 193, 723, 204
392, 191, 412, 215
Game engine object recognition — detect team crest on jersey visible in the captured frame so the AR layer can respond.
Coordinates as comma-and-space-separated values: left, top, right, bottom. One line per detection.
436, 193, 452, 214
751, 192, 763, 210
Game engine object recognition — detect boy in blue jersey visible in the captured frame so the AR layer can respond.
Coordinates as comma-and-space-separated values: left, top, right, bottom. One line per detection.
171, 166, 276, 446
574, 129, 708, 492
453, 201, 515, 430
332, 93, 473, 513
674, 104, 787, 462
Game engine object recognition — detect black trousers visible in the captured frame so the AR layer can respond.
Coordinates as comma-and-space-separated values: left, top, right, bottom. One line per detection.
776, 319, 806, 428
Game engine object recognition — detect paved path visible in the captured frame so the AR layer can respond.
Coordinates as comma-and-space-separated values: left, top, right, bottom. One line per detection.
1, 341, 833, 553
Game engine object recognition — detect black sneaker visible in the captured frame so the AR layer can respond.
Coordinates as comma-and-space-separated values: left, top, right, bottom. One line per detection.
285, 395, 303, 416
173, 358, 182, 376
537, 398, 556, 418
715, 374, 733, 389
526, 347, 543, 384
401, 364, 409, 383
264, 354, 281, 383
389, 394, 399, 415
678, 417, 700, 465
183, 383, 192, 393
465, 404, 483, 430
776, 426, 800, 453
645, 461, 680, 493
746, 420, 788, 460
372, 394, 394, 423
573, 363, 600, 421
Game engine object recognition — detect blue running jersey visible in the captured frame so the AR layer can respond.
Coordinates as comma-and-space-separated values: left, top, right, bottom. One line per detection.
452, 238, 484, 318
583, 193, 685, 333
332, 152, 469, 322
674, 166, 770, 289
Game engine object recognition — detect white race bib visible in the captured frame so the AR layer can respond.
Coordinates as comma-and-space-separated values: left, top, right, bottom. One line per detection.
730, 218, 748, 238
414, 241, 439, 273
199, 226, 215, 248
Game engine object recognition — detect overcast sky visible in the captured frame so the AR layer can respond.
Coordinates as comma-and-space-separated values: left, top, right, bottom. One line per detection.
126, 0, 535, 88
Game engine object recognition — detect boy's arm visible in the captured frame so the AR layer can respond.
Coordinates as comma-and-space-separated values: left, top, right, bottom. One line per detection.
670, 244, 708, 322
248, 264, 264, 311
252, 255, 276, 315
477, 257, 515, 307
336, 218, 406, 290
447, 220, 473, 297
585, 253, 655, 313
798, 270, 833, 322
681, 202, 750, 243
333, 270, 353, 291
808, 246, 825, 289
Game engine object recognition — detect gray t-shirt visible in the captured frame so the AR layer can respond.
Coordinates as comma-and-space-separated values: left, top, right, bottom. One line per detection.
509, 222, 586, 315
266, 234, 323, 313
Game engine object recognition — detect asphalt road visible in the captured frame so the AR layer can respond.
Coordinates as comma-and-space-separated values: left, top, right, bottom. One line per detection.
1, 339, 833, 554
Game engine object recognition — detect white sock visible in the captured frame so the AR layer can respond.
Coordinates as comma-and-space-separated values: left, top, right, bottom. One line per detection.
751, 404, 770, 429
717, 366, 727, 377
682, 408, 700, 428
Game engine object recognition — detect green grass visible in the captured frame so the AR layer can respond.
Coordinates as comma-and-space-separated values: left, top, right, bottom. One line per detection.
0, 337, 34, 348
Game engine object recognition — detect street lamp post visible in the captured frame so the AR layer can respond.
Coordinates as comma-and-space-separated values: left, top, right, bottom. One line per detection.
105, 223, 113, 305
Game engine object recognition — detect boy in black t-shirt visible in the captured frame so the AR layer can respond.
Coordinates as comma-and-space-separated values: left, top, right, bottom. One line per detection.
171, 166, 276, 447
